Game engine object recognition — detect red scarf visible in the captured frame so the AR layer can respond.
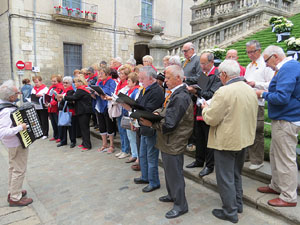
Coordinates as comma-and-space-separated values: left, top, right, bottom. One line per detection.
34, 84, 46, 94
87, 74, 97, 82
64, 86, 74, 94
127, 85, 140, 96
47, 83, 64, 95
100, 76, 112, 86
115, 79, 128, 95
77, 85, 90, 93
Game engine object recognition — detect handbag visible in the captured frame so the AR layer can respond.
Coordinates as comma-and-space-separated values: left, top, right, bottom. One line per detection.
108, 101, 122, 119
121, 116, 131, 130
58, 101, 72, 126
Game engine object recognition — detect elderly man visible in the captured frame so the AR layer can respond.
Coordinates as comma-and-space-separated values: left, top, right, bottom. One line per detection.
202, 60, 258, 223
244, 40, 274, 170
132, 66, 164, 192
0, 80, 33, 207
110, 57, 122, 71
226, 49, 246, 76
140, 65, 193, 219
182, 42, 201, 85
256, 45, 300, 207
186, 52, 222, 177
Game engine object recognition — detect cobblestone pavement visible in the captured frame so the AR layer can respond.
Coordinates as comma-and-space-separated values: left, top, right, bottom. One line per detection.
0, 133, 291, 225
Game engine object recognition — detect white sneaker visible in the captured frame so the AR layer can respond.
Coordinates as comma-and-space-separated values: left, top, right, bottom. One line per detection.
249, 163, 264, 170
115, 152, 122, 157
118, 152, 130, 159
41, 136, 48, 140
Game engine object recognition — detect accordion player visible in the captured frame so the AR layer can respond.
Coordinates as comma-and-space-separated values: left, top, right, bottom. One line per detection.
10, 103, 43, 148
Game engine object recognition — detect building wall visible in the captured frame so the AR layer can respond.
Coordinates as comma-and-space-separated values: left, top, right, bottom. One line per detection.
1, 0, 196, 85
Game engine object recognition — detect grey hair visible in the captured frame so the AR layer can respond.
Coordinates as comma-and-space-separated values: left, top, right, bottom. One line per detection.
218, 60, 240, 78
126, 58, 136, 66
0, 80, 16, 101
263, 45, 285, 57
201, 52, 214, 62
246, 40, 261, 50
184, 42, 195, 50
63, 76, 73, 84
139, 66, 157, 79
115, 57, 122, 64
166, 65, 184, 81
169, 55, 182, 66
142, 55, 153, 63
163, 55, 171, 61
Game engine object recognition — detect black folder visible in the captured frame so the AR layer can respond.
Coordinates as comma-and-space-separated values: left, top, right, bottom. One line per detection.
116, 93, 145, 110
90, 85, 105, 96
130, 109, 164, 123
31, 94, 41, 105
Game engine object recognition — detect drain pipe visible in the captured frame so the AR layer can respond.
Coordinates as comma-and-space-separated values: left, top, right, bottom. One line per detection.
180, 0, 183, 37
113, 0, 117, 57
33, 0, 37, 74
8, 0, 14, 80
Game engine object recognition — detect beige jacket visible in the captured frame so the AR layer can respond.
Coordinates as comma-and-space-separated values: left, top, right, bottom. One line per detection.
202, 80, 258, 151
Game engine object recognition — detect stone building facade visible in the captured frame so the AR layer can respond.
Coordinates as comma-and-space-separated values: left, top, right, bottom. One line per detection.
0, 0, 196, 85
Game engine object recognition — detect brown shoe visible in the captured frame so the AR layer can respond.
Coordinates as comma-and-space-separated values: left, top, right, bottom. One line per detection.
7, 190, 27, 202
131, 163, 140, 171
257, 186, 280, 195
268, 198, 297, 207
9, 197, 33, 207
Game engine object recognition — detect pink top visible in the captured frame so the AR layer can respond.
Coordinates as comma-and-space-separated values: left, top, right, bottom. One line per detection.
0, 100, 23, 148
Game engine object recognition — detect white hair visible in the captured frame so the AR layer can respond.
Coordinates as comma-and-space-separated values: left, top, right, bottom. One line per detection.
218, 60, 240, 78
126, 58, 136, 66
142, 55, 153, 63
0, 80, 16, 101
63, 76, 73, 84
263, 45, 285, 57
169, 55, 182, 67
140, 66, 157, 79
184, 42, 195, 50
166, 65, 184, 81
115, 56, 122, 64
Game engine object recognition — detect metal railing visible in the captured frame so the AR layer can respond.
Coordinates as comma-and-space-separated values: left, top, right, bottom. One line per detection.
134, 15, 166, 33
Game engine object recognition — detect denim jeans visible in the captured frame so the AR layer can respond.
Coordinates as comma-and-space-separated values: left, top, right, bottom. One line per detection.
117, 116, 130, 153
139, 134, 160, 187
126, 129, 138, 158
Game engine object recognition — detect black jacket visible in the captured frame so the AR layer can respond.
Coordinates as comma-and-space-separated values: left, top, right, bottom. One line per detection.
136, 82, 164, 136
64, 89, 93, 115
58, 89, 75, 112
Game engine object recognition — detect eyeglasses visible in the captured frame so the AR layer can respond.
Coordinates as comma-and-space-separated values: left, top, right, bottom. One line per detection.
63, 82, 69, 84
264, 54, 274, 63
246, 49, 259, 55
182, 48, 191, 53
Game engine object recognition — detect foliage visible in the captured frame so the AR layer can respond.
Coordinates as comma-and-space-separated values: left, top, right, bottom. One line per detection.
200, 47, 226, 59
273, 21, 293, 34
285, 37, 300, 51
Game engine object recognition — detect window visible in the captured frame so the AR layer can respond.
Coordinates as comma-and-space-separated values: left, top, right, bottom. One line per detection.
63, 44, 82, 77
62, 0, 81, 15
141, 0, 153, 26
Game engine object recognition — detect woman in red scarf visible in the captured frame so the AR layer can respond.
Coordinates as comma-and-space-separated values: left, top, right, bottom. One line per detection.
31, 76, 49, 139
46, 74, 64, 142
57, 76, 76, 148
62, 75, 93, 151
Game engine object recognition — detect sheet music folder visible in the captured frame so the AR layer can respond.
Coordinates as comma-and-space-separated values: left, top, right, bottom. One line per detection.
116, 93, 145, 110
30, 94, 40, 105
90, 85, 105, 96
130, 109, 164, 123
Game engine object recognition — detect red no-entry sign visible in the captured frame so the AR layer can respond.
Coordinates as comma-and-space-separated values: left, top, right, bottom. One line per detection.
16, 61, 25, 70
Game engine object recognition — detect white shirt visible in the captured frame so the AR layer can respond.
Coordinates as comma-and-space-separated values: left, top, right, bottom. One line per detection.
245, 55, 274, 106
0, 100, 23, 148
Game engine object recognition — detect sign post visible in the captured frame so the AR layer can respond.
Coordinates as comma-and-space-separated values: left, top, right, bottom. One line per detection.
16, 60, 25, 95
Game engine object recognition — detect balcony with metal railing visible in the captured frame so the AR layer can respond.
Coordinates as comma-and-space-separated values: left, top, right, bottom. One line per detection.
52, 0, 98, 25
134, 15, 166, 37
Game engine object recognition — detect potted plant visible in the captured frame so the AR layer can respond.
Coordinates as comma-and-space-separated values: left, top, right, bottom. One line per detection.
54, 6, 62, 14
91, 12, 97, 21
274, 20, 293, 42
269, 16, 288, 32
75, 8, 82, 17
66, 7, 73, 16
84, 11, 90, 19
137, 22, 144, 29
285, 37, 300, 60
146, 23, 152, 32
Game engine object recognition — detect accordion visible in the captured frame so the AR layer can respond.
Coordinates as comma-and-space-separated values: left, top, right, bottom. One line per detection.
10, 103, 43, 148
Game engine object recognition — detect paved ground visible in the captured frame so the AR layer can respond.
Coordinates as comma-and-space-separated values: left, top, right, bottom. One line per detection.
0, 132, 291, 225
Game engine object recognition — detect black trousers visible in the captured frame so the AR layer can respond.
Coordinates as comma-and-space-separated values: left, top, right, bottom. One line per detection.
60, 116, 77, 145
49, 113, 62, 139
37, 109, 49, 137
214, 148, 246, 220
161, 152, 188, 212
195, 120, 214, 169
96, 111, 114, 135
78, 113, 91, 149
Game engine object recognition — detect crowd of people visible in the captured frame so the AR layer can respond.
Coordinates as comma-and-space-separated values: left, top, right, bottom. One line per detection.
0, 40, 299, 223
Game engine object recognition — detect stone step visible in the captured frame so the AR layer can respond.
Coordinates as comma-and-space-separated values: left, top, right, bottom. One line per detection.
90, 129, 300, 224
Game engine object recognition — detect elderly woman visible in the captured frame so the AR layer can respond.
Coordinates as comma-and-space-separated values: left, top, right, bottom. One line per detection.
31, 76, 49, 139
57, 76, 76, 148
62, 75, 93, 151
95, 67, 116, 153
47, 74, 64, 143
143, 55, 157, 71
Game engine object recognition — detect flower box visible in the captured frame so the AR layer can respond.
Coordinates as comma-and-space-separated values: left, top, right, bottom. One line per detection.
276, 32, 290, 43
